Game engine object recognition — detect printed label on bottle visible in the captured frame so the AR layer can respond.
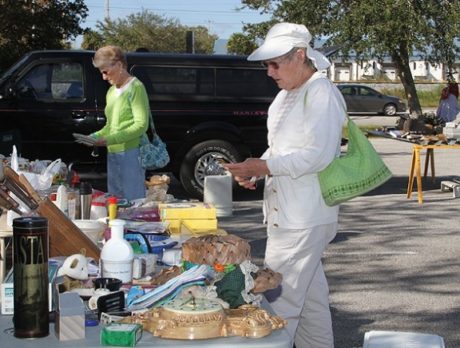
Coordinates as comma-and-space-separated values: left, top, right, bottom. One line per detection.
13, 231, 49, 338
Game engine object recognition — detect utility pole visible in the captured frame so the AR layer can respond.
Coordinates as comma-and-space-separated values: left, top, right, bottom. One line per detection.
186, 31, 195, 54
105, 0, 110, 20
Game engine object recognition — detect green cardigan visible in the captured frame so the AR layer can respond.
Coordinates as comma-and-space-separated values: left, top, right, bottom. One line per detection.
93, 77, 150, 153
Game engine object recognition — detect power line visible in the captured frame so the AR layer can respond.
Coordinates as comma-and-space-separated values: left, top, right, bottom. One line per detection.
87, 5, 265, 16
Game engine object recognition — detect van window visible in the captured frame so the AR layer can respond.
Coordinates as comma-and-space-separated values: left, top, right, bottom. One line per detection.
132, 65, 278, 99
216, 68, 278, 97
132, 66, 214, 96
16, 62, 84, 102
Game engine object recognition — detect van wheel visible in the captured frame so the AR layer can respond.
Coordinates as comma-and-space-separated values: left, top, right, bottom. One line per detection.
179, 140, 243, 198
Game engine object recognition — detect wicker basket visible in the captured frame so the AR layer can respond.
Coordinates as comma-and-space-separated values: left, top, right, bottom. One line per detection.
181, 234, 250, 265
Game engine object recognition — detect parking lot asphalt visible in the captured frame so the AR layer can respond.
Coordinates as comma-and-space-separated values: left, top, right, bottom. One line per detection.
186, 137, 460, 348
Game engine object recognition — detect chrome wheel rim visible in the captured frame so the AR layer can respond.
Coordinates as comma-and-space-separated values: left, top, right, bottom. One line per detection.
194, 152, 231, 189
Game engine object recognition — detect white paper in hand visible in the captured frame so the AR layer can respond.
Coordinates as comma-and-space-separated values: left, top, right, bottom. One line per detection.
73, 133, 97, 146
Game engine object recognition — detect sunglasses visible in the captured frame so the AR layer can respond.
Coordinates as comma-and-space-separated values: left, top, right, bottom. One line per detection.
261, 49, 299, 69
261, 61, 283, 69
95, 60, 119, 75
100, 66, 115, 75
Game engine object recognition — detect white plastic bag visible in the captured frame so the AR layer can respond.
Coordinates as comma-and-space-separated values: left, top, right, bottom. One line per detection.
10, 145, 18, 171
37, 159, 62, 190
18, 159, 62, 191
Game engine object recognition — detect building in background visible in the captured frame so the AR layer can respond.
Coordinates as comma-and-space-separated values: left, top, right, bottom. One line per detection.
217, 40, 458, 83
329, 54, 451, 82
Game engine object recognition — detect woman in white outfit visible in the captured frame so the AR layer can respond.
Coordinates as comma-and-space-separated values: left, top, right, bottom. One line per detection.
224, 23, 346, 348
436, 82, 460, 123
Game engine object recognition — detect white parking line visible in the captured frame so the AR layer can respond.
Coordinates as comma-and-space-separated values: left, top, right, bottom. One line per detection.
324, 251, 418, 256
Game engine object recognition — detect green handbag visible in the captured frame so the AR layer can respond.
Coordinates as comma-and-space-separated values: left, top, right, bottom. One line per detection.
318, 117, 392, 206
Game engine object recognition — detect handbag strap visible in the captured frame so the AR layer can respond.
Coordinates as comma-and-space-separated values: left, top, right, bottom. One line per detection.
126, 85, 156, 141
147, 112, 157, 139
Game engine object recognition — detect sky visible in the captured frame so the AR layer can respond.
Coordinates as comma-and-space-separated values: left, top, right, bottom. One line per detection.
76, 0, 271, 46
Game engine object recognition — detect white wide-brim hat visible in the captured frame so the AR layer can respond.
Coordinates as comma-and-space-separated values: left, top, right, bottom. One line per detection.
248, 22, 331, 70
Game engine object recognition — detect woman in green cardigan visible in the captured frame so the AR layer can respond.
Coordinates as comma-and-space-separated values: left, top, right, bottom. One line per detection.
90, 45, 149, 200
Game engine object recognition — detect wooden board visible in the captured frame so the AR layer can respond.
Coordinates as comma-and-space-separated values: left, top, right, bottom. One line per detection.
36, 198, 100, 260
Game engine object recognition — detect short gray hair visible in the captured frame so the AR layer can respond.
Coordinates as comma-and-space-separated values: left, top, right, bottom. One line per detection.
93, 45, 127, 69
292, 47, 316, 71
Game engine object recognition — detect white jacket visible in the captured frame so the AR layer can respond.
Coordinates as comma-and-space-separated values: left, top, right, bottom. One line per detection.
263, 72, 346, 229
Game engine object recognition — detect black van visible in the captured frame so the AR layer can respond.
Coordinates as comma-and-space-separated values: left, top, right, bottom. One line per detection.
0, 50, 279, 197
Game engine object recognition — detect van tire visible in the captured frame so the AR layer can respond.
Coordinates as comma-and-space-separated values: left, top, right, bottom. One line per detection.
179, 140, 244, 198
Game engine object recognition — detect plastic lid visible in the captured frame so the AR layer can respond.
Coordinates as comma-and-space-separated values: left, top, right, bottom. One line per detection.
107, 197, 118, 204
85, 318, 99, 327
91, 201, 106, 206
79, 181, 93, 195
13, 216, 48, 228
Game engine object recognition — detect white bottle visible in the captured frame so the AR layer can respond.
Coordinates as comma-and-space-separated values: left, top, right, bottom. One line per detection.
100, 219, 134, 283
56, 184, 68, 216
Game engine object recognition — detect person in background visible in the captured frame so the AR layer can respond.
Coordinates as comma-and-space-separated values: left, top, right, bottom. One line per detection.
436, 81, 460, 123
90, 45, 149, 201
224, 23, 346, 348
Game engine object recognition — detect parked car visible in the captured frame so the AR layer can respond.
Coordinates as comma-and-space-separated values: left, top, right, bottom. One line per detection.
337, 84, 407, 116
0, 50, 279, 198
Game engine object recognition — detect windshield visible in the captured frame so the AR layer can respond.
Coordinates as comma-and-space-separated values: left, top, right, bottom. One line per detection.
0, 54, 31, 86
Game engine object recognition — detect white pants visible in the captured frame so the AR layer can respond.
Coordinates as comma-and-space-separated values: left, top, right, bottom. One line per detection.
264, 223, 337, 348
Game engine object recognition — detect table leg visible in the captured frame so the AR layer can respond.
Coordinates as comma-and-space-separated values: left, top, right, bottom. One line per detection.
423, 148, 435, 183
424, 149, 430, 177
429, 149, 435, 183
407, 148, 417, 199
0, 236, 5, 283
415, 147, 424, 203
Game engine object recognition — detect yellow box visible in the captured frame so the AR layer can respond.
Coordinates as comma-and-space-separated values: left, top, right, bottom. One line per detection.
159, 203, 216, 220
181, 219, 218, 234
166, 219, 182, 234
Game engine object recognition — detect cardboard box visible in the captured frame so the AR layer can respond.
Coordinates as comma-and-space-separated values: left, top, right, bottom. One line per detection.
165, 219, 182, 234
101, 323, 143, 347
159, 202, 216, 220
1, 261, 59, 315
54, 292, 85, 341
181, 219, 218, 234
443, 126, 460, 139
160, 203, 218, 234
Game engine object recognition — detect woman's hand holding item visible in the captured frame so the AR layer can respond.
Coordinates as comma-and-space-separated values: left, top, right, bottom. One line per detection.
223, 158, 269, 190
93, 137, 107, 147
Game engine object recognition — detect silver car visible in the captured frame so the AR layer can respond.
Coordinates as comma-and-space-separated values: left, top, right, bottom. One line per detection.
337, 84, 407, 116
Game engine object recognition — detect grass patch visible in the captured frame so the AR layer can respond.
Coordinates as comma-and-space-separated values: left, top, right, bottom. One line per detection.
380, 85, 444, 108
343, 125, 381, 138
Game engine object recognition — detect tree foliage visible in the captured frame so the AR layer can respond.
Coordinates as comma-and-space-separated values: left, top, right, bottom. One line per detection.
227, 33, 258, 55
81, 10, 217, 54
0, 0, 88, 71
241, 0, 460, 116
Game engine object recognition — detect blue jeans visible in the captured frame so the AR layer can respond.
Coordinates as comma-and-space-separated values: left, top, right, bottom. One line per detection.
107, 147, 146, 201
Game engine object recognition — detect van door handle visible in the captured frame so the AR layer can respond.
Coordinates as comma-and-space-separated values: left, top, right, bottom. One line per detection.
71, 111, 88, 119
